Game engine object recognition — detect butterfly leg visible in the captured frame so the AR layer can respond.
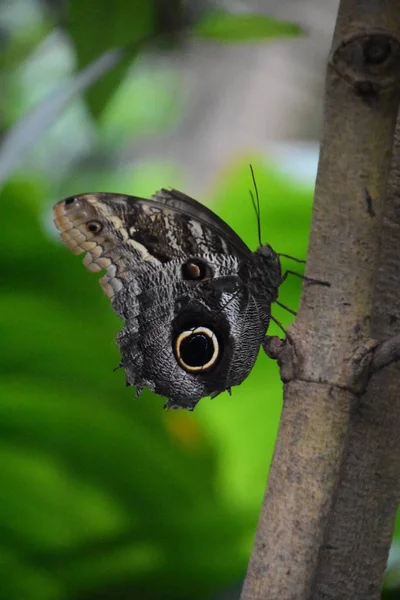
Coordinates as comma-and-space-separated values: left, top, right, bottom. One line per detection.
274, 272, 330, 328
270, 315, 287, 336
275, 300, 297, 316
267, 316, 294, 345
280, 269, 330, 287
278, 253, 306, 264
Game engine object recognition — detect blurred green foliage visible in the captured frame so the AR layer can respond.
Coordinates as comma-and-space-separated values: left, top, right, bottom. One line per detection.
1, 1, 399, 599
1, 159, 307, 600
193, 12, 303, 42
67, 0, 155, 117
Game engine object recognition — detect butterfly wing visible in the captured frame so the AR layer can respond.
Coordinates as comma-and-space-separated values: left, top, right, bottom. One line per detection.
53, 189, 276, 409
150, 189, 251, 258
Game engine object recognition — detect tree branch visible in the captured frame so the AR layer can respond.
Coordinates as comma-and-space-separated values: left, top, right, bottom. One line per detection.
240, 1, 400, 599
371, 334, 400, 372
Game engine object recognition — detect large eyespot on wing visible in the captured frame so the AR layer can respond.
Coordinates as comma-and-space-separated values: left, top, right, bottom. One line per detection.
173, 326, 221, 373
53, 193, 160, 299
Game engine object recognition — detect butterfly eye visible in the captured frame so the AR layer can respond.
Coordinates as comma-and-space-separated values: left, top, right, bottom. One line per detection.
174, 326, 220, 372
86, 221, 103, 234
182, 259, 211, 280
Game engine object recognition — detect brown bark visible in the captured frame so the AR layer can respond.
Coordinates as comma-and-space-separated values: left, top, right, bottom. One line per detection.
240, 1, 400, 599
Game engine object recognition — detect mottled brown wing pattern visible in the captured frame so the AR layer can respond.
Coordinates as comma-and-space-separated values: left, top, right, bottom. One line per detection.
53, 188, 281, 409
53, 190, 251, 300
54, 193, 158, 299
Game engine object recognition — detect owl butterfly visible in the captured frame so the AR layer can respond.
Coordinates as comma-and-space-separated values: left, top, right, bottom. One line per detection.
53, 189, 282, 410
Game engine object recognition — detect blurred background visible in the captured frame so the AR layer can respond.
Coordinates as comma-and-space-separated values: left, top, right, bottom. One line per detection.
2, 0, 400, 598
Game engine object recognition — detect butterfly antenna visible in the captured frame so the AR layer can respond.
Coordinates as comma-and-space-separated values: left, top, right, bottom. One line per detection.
280, 269, 331, 287
249, 189, 258, 223
249, 164, 262, 246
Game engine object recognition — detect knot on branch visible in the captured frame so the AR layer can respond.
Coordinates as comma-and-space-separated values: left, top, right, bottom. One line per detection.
263, 334, 400, 394
371, 334, 400, 373
350, 339, 380, 393
351, 336, 400, 392
330, 32, 400, 95
262, 336, 297, 383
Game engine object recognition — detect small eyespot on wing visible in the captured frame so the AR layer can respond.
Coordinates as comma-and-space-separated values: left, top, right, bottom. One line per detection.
53, 194, 131, 299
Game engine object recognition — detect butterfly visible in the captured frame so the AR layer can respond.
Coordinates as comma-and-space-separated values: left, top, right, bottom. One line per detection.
53, 188, 283, 410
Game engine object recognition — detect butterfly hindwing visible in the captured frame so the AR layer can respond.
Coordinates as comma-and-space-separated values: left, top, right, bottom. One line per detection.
53, 189, 281, 409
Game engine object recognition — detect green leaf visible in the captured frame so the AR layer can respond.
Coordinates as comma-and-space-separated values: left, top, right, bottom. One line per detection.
193, 10, 303, 42
66, 0, 156, 118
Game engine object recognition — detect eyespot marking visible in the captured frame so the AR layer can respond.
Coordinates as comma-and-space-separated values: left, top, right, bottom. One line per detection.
174, 326, 220, 372
86, 221, 103, 234
53, 196, 125, 299
182, 259, 212, 281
